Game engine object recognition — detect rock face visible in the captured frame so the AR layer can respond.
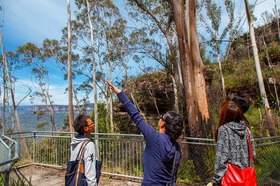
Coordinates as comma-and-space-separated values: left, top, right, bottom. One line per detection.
121, 71, 175, 115
113, 71, 175, 133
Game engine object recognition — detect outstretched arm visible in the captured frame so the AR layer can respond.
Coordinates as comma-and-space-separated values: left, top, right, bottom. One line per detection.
105, 80, 121, 94
104, 80, 157, 144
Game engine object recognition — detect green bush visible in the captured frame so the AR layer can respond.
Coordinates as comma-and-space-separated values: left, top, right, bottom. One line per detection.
224, 59, 258, 89
259, 41, 280, 64
91, 103, 110, 133
0, 173, 31, 186
256, 145, 280, 185
177, 160, 201, 183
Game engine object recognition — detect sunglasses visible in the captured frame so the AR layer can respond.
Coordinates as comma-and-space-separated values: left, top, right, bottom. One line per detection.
160, 114, 165, 122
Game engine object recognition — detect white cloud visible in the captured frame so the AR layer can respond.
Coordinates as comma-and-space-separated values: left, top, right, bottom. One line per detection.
2, 0, 71, 49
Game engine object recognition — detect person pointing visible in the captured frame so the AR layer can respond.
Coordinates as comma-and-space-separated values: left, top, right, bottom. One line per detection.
105, 80, 184, 186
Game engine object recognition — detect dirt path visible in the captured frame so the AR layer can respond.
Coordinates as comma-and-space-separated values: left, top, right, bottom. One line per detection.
9, 165, 142, 186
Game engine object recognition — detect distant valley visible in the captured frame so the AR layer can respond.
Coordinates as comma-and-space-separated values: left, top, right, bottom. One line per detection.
3, 104, 94, 132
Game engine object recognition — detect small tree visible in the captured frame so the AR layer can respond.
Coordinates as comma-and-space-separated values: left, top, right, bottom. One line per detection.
199, 0, 242, 101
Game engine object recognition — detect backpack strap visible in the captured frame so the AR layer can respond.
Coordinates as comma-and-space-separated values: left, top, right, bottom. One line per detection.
169, 142, 179, 185
76, 140, 91, 160
246, 128, 254, 165
75, 140, 91, 186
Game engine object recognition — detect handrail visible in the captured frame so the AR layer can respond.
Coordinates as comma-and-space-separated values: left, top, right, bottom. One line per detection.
0, 134, 19, 174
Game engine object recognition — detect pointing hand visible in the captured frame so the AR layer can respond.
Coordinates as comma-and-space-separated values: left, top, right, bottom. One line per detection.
105, 80, 121, 94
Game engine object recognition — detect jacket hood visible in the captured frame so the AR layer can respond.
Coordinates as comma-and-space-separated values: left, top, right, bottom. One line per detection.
225, 121, 246, 138
70, 135, 93, 149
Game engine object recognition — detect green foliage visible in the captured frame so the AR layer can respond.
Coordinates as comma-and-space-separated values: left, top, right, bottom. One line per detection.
259, 41, 280, 64
96, 136, 144, 177
177, 160, 202, 183
0, 172, 31, 186
36, 109, 46, 120
245, 106, 264, 136
256, 145, 280, 184
32, 137, 70, 165
10, 176, 32, 186
91, 103, 109, 133
61, 114, 69, 131
178, 146, 216, 184
224, 59, 257, 89
36, 121, 48, 129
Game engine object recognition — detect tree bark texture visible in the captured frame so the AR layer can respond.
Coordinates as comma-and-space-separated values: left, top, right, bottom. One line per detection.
172, 0, 209, 179
188, 0, 210, 122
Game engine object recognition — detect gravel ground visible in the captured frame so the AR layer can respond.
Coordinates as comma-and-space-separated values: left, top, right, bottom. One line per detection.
9, 165, 142, 186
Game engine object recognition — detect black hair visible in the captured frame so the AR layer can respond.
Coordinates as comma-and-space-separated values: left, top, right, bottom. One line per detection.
232, 96, 249, 113
164, 111, 184, 141
73, 114, 90, 135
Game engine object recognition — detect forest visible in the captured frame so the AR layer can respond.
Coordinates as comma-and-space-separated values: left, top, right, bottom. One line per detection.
0, 0, 279, 140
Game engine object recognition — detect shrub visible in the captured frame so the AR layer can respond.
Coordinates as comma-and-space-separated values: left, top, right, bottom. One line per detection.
256, 145, 280, 185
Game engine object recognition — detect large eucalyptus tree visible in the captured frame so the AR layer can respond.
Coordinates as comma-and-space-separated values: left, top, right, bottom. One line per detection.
127, 0, 210, 127
126, 0, 210, 178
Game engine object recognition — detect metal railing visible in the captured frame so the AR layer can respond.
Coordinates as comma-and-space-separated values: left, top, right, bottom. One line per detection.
8, 131, 145, 180
0, 134, 19, 185
4, 131, 280, 185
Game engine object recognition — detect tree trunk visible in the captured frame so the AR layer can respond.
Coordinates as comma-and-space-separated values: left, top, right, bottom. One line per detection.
172, 0, 199, 138
67, 0, 75, 135
262, 37, 280, 112
86, 0, 100, 159
188, 0, 210, 123
1, 71, 7, 133
187, 0, 209, 179
217, 49, 226, 101
244, 0, 276, 136
274, 0, 280, 41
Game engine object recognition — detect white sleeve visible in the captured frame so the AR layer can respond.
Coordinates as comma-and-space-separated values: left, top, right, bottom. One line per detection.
84, 142, 97, 186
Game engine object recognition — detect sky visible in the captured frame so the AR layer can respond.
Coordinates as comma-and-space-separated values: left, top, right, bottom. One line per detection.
0, 0, 277, 105
1, 0, 77, 105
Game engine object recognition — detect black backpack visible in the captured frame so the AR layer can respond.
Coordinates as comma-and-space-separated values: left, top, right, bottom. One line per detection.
65, 141, 102, 186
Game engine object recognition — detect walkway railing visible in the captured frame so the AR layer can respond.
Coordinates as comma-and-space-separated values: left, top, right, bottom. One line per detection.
0, 134, 19, 185
4, 131, 280, 185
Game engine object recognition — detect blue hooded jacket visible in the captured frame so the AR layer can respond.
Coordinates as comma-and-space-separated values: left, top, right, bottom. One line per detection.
118, 92, 181, 186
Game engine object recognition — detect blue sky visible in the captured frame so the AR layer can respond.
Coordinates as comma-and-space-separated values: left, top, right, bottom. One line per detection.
1, 0, 77, 105
0, 0, 277, 105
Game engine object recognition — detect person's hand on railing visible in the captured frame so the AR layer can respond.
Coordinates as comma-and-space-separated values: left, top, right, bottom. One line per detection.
105, 80, 121, 94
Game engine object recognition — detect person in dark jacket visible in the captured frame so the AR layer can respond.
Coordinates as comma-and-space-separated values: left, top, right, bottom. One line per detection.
209, 100, 256, 186
105, 80, 184, 186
